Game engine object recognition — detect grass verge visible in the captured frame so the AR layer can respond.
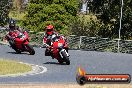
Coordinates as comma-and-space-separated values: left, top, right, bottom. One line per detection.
0, 59, 32, 75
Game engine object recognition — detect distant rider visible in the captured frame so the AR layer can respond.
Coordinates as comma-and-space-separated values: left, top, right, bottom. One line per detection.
5, 20, 23, 49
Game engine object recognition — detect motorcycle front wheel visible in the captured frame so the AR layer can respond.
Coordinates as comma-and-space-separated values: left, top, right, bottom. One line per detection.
61, 51, 70, 65
9, 40, 21, 53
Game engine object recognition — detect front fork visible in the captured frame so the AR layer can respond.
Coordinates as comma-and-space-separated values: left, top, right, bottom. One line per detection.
59, 49, 69, 59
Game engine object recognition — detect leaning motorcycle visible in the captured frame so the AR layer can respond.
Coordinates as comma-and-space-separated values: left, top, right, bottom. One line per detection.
45, 34, 70, 65
5, 31, 35, 55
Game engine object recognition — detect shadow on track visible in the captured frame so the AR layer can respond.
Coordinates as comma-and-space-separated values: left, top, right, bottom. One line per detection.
43, 62, 66, 65
6, 52, 29, 55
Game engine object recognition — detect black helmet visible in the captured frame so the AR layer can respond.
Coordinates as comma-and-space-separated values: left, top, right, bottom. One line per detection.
9, 19, 16, 29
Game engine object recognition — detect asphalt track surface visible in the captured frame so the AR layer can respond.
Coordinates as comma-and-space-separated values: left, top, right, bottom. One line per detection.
0, 45, 132, 84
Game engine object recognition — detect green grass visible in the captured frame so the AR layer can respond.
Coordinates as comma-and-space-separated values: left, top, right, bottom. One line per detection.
0, 59, 32, 75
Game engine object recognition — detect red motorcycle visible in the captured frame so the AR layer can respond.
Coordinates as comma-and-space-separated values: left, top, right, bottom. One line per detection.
45, 34, 70, 65
5, 30, 35, 55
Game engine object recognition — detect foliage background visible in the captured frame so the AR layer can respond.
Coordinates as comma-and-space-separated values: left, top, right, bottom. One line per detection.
21, 0, 80, 36
0, 0, 132, 39
0, 0, 12, 26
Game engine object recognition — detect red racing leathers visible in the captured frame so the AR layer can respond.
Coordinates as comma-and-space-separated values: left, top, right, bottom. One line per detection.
43, 31, 59, 46
43, 31, 68, 57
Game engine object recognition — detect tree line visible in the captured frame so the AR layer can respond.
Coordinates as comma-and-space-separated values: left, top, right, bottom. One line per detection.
0, 0, 132, 39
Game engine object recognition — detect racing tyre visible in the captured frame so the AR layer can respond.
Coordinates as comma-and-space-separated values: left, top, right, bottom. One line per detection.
13, 47, 21, 54
45, 49, 51, 56
58, 59, 63, 64
61, 51, 70, 65
15, 49, 21, 54
26, 44, 35, 55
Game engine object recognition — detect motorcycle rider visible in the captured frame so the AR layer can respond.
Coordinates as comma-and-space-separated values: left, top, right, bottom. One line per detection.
43, 24, 69, 58
43, 24, 58, 46
43, 24, 59, 58
5, 20, 23, 50
6, 20, 23, 37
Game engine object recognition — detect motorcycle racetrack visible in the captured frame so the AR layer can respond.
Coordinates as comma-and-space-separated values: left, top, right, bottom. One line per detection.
0, 44, 132, 84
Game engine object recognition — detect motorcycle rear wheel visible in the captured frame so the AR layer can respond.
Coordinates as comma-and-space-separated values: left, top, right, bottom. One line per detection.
25, 44, 35, 55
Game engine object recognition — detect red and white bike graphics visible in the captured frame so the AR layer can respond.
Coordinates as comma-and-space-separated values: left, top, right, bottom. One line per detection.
5, 30, 35, 55
44, 34, 70, 65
